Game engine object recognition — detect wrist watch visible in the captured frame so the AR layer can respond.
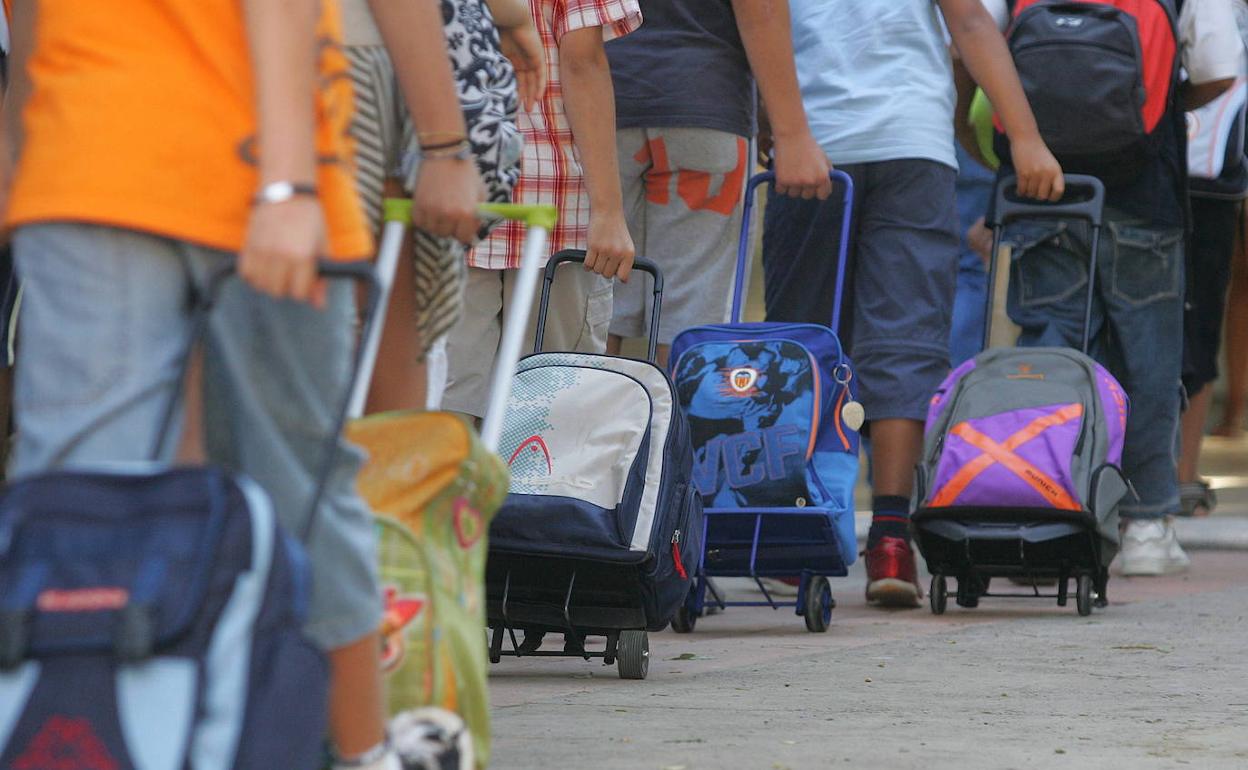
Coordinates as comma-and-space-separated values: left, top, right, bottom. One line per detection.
252, 181, 318, 206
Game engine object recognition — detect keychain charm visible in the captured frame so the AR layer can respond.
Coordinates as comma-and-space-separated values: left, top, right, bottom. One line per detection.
841, 399, 866, 433
833, 364, 865, 432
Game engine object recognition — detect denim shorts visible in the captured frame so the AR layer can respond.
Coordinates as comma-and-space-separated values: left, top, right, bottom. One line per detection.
9, 223, 382, 649
762, 158, 960, 423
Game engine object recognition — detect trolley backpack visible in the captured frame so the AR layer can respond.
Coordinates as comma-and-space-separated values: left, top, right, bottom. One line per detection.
912, 176, 1131, 617
665, 170, 860, 635
1001, 0, 1182, 183
486, 252, 702, 678
0, 263, 380, 769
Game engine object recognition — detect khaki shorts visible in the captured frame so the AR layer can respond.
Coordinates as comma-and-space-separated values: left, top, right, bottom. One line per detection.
612, 127, 748, 344
442, 265, 612, 418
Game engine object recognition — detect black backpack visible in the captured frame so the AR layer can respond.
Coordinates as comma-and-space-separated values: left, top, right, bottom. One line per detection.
1002, 0, 1182, 183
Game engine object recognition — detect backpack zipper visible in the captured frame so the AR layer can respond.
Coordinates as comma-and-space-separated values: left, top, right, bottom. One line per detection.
671, 529, 688, 580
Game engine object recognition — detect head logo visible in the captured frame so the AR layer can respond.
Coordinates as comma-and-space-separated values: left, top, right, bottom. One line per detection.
729, 367, 759, 394
507, 435, 552, 475
1054, 15, 1084, 27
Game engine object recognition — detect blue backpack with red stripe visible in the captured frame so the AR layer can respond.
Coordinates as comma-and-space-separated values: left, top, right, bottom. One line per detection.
668, 323, 859, 567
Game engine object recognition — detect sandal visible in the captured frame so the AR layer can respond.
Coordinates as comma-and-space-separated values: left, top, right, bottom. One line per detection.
1178, 479, 1217, 517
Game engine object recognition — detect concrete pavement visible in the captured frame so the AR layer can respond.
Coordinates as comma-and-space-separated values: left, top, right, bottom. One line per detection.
487, 434, 1248, 769
489, 552, 1248, 770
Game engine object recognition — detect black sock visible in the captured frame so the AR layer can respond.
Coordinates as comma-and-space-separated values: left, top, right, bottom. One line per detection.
867, 495, 911, 548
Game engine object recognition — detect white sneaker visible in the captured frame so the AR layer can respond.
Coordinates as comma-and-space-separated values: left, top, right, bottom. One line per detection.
1114, 518, 1191, 576
391, 708, 474, 770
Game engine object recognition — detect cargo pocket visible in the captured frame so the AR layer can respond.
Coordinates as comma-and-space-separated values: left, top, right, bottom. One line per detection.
1005, 220, 1088, 309
1109, 223, 1182, 306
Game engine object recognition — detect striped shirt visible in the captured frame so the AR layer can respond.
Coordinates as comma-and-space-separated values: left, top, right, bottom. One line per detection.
469, 0, 641, 270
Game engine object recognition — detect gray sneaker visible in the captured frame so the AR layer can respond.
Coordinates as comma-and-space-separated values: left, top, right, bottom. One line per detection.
1114, 518, 1190, 577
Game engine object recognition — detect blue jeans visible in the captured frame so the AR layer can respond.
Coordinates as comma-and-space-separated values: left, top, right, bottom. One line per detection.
10, 223, 381, 649
1003, 212, 1184, 519
950, 145, 994, 366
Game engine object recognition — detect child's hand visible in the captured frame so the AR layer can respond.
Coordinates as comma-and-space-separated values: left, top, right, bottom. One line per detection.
772, 129, 833, 200
1010, 135, 1065, 201
412, 156, 484, 244
584, 210, 635, 283
239, 196, 327, 308
498, 22, 547, 112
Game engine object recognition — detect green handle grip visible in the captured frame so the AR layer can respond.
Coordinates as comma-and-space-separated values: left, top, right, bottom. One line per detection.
382, 198, 557, 230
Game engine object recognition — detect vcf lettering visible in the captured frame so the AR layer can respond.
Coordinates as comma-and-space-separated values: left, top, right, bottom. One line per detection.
694, 424, 805, 496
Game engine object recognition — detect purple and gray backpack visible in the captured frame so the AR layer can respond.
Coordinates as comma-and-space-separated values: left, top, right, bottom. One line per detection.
915, 347, 1130, 541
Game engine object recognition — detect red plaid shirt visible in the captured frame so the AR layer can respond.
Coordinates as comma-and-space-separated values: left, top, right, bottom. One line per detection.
469, 0, 642, 270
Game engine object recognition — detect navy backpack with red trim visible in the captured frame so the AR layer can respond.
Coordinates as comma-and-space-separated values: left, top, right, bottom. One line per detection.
1002, 0, 1182, 181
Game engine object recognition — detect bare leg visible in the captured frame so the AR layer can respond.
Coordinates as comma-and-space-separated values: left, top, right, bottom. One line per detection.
365, 232, 428, 414
176, 351, 206, 463
1215, 214, 1248, 436
606, 333, 623, 356
1179, 385, 1214, 484
864, 417, 925, 607
869, 418, 924, 497
328, 632, 388, 758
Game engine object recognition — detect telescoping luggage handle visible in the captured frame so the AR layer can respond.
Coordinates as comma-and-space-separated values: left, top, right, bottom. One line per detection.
533, 251, 665, 360
368, 199, 559, 452
985, 174, 1106, 354
731, 169, 854, 335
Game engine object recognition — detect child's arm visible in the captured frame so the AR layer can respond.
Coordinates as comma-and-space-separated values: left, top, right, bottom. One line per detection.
239, 0, 326, 306
560, 26, 634, 282
951, 56, 993, 170
731, 0, 831, 200
485, 0, 547, 110
369, 0, 482, 245
940, 0, 1064, 201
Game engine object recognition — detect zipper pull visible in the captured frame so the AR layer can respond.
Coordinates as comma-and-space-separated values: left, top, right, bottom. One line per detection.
671, 530, 688, 579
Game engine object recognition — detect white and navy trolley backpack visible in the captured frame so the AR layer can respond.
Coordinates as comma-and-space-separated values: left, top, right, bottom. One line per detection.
486, 252, 702, 680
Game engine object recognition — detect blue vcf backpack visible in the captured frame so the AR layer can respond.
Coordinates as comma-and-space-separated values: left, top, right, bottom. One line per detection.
668, 324, 859, 568
668, 170, 860, 570
0, 263, 380, 769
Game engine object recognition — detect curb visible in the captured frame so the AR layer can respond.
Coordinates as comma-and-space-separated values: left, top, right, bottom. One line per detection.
1173, 516, 1248, 551
854, 512, 1248, 551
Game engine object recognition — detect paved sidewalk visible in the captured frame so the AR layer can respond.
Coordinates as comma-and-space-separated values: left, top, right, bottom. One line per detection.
489, 552, 1248, 770
487, 402, 1248, 769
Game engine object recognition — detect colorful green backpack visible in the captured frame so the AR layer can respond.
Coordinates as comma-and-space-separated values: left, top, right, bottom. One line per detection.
347, 411, 508, 768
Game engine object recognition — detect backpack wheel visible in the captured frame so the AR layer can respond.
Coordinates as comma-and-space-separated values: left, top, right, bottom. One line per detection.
803, 575, 833, 633
617, 630, 649, 680
1076, 574, 1094, 617
930, 574, 947, 615
670, 603, 697, 634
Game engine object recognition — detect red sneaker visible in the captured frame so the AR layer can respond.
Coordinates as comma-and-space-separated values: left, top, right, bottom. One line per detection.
864, 536, 922, 607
